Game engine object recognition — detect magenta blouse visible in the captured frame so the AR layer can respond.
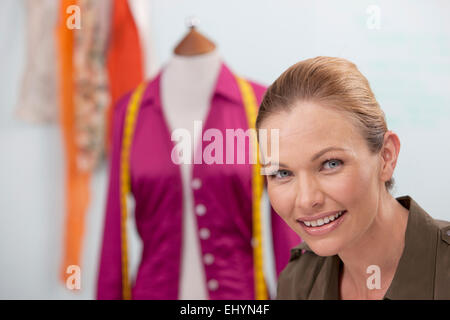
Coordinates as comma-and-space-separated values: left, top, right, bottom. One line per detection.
96, 62, 301, 300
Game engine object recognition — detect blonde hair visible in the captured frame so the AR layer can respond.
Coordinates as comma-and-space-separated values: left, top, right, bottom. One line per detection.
256, 56, 394, 192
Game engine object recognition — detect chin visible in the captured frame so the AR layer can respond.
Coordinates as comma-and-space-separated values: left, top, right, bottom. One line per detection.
306, 239, 343, 257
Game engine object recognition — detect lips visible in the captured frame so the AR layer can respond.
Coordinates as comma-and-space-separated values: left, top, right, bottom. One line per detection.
297, 210, 348, 236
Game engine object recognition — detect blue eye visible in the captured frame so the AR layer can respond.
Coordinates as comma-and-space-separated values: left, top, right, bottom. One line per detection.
270, 170, 291, 179
323, 159, 343, 170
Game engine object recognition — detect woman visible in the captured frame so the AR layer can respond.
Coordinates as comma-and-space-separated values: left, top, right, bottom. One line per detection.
256, 56, 450, 300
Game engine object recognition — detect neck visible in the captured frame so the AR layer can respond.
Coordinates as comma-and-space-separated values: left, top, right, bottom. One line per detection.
338, 190, 409, 299
165, 49, 222, 81
160, 49, 222, 134
162, 49, 222, 102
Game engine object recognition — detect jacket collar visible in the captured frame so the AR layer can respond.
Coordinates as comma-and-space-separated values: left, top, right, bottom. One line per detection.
383, 196, 438, 299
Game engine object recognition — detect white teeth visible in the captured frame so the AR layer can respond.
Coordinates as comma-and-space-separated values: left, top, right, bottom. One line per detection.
303, 210, 345, 227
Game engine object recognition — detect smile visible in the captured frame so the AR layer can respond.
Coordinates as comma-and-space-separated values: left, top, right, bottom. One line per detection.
297, 210, 347, 236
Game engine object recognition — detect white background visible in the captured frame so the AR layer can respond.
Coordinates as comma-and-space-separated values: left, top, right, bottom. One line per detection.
1, 0, 449, 299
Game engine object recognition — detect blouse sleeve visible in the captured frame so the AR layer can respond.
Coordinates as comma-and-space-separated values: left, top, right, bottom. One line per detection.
96, 92, 132, 300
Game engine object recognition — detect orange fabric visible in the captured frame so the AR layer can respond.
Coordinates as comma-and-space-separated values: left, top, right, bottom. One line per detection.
106, 0, 144, 154
56, 0, 91, 283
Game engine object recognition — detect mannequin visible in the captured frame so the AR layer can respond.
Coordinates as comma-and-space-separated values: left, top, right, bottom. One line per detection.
161, 49, 222, 299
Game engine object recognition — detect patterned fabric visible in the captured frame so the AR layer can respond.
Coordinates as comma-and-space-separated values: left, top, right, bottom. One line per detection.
16, 0, 60, 124
73, 0, 111, 171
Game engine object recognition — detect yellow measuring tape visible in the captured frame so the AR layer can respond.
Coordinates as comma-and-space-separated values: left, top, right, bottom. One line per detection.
119, 82, 146, 300
119, 77, 267, 300
235, 76, 268, 300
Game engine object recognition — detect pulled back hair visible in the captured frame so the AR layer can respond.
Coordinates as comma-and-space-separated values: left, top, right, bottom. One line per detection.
256, 56, 394, 192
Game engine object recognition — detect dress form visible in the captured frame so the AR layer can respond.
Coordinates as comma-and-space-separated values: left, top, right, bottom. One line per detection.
161, 49, 222, 299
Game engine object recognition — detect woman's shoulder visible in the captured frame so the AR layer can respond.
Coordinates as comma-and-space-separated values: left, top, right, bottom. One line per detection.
434, 218, 450, 260
276, 241, 334, 299
392, 195, 450, 298
406, 196, 450, 253
433, 218, 450, 297
435, 218, 450, 240
398, 195, 450, 248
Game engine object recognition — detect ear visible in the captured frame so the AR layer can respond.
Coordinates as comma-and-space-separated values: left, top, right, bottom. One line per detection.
379, 131, 401, 184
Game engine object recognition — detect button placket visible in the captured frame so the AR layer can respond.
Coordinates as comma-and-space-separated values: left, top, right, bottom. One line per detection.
199, 228, 210, 240
191, 178, 202, 190
195, 204, 206, 216
207, 279, 219, 291
192, 176, 217, 291
203, 253, 214, 265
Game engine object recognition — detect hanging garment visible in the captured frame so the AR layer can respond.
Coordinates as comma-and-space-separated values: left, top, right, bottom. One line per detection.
56, 0, 92, 282
73, 0, 111, 172
106, 0, 144, 154
128, 0, 159, 79
16, 0, 60, 124
56, 0, 145, 284
97, 62, 301, 300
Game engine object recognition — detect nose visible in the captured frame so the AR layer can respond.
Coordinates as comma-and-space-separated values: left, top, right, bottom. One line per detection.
294, 172, 324, 210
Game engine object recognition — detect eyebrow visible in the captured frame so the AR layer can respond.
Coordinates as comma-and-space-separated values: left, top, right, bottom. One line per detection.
261, 146, 349, 168
310, 146, 349, 161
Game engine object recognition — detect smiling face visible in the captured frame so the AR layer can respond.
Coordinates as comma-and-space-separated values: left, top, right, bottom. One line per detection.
260, 100, 385, 257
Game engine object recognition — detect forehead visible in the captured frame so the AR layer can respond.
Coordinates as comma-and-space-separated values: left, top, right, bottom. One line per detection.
261, 101, 365, 154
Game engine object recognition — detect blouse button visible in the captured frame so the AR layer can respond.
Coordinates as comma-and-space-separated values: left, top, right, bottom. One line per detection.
191, 178, 202, 190
199, 228, 210, 240
203, 253, 214, 265
208, 279, 219, 291
195, 204, 206, 216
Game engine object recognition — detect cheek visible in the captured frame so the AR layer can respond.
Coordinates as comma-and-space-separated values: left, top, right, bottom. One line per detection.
323, 161, 379, 234
267, 182, 296, 222
316, 173, 357, 210
322, 162, 375, 205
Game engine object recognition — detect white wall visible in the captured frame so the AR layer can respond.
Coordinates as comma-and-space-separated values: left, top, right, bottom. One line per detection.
1, 0, 449, 299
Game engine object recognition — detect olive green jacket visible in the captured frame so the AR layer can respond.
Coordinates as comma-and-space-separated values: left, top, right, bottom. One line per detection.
277, 196, 450, 300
